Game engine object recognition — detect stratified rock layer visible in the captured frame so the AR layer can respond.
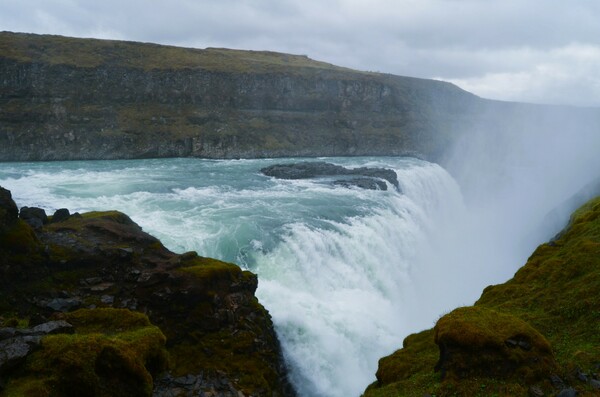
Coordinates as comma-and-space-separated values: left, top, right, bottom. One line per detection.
0, 31, 481, 162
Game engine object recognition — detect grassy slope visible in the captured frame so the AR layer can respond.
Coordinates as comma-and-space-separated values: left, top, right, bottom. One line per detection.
364, 197, 600, 396
0, 31, 357, 74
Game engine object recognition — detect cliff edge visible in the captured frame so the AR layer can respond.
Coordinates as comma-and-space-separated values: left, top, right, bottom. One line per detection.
0, 186, 295, 396
364, 197, 600, 396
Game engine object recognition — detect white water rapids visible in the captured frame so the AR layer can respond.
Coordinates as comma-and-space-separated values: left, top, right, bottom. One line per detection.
1, 150, 597, 396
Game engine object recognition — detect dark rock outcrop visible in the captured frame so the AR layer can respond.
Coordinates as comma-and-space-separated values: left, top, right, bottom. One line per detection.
0, 186, 295, 396
333, 177, 388, 190
0, 187, 18, 232
51, 208, 71, 223
19, 206, 48, 229
261, 161, 400, 191
0, 320, 74, 377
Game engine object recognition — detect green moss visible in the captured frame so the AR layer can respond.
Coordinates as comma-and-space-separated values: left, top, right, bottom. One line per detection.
64, 308, 152, 334
371, 329, 439, 388
365, 197, 600, 397
433, 306, 556, 382
2, 309, 168, 397
169, 328, 277, 396
0, 219, 40, 253
178, 256, 242, 281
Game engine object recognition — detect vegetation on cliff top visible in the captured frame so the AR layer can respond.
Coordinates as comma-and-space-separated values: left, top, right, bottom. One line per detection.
365, 197, 600, 396
0, 30, 355, 75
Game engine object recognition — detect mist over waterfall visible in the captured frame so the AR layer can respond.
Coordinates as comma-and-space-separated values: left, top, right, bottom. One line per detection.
415, 103, 600, 324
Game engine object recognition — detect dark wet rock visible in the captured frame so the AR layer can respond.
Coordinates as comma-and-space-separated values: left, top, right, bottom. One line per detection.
19, 206, 48, 229
82, 277, 103, 286
0, 186, 18, 232
30, 320, 74, 335
0, 336, 41, 374
529, 385, 544, 397
262, 161, 349, 179
46, 297, 82, 312
551, 375, 566, 390
51, 208, 71, 223
556, 387, 577, 397
100, 295, 114, 305
0, 321, 72, 375
0, 328, 16, 341
261, 161, 400, 191
333, 177, 388, 190
153, 371, 254, 397
590, 379, 600, 390
575, 368, 588, 382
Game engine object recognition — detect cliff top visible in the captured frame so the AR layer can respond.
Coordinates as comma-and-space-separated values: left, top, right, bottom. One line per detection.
0, 30, 360, 75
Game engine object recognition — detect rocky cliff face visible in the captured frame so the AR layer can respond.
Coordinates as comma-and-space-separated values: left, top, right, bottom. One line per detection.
0, 31, 482, 162
0, 186, 295, 396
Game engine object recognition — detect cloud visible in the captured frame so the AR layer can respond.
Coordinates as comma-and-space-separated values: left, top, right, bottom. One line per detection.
0, 0, 599, 106
446, 43, 600, 106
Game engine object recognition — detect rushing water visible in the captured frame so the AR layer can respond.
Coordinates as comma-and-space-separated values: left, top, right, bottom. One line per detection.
0, 156, 537, 396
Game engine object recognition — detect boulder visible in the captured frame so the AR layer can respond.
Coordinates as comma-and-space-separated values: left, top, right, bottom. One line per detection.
46, 297, 82, 312
434, 306, 557, 381
51, 208, 71, 223
0, 186, 18, 233
0, 336, 41, 374
19, 206, 48, 229
261, 161, 400, 191
30, 320, 74, 335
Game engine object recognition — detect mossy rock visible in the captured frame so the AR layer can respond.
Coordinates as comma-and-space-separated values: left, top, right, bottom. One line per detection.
365, 197, 600, 397
434, 306, 556, 381
2, 308, 168, 397
368, 329, 439, 394
0, 219, 40, 254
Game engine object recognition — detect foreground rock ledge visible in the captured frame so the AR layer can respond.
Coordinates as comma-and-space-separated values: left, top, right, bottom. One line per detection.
0, 186, 296, 397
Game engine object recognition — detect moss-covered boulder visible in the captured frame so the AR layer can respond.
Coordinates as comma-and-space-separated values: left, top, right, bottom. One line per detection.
433, 306, 556, 381
0, 186, 295, 397
2, 308, 168, 397
365, 197, 600, 397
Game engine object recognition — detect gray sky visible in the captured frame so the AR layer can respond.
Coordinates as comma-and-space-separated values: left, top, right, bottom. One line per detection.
1, 0, 599, 106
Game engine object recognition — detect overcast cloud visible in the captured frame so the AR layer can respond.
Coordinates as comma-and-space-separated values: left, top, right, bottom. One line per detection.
1, 0, 599, 106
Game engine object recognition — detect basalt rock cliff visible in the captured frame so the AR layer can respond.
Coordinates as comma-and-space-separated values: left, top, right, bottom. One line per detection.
0, 186, 295, 397
0, 31, 486, 162
3, 32, 599, 164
